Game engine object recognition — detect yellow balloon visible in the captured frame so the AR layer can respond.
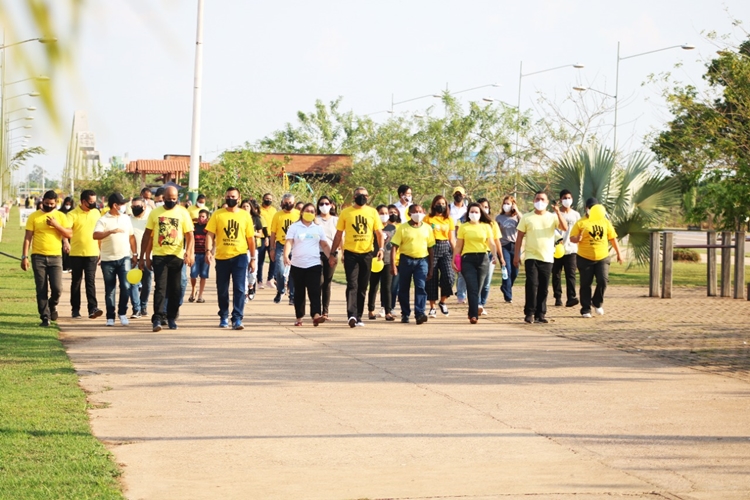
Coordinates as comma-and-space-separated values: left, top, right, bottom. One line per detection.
554, 243, 565, 259
371, 258, 384, 273
126, 268, 143, 285
589, 204, 606, 220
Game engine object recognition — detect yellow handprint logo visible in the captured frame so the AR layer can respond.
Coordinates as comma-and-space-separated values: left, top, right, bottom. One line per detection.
588, 224, 604, 241
223, 219, 239, 240
353, 214, 369, 235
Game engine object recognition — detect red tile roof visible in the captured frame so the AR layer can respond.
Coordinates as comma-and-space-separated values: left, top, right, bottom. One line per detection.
126, 160, 211, 174
263, 154, 352, 174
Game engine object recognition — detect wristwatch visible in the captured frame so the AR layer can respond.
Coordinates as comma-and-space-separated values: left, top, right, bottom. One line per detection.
21, 255, 28, 260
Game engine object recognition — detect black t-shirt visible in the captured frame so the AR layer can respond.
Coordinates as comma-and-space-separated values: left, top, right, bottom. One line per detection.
194, 223, 207, 254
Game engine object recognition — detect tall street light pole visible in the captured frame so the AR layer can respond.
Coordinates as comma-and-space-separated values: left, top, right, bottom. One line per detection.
613, 42, 694, 151
514, 61, 584, 196
188, 0, 205, 204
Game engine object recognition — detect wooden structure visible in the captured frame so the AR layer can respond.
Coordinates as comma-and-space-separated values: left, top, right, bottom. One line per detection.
649, 231, 747, 300
126, 155, 211, 186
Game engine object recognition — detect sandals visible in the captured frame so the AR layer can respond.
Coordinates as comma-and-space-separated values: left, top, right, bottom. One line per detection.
368, 311, 377, 320
196, 297, 205, 303
313, 315, 326, 327
385, 313, 395, 321
294, 320, 303, 327
188, 295, 195, 303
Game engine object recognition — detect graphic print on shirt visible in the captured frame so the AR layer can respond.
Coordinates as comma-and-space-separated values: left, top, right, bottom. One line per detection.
157, 216, 180, 248
224, 219, 239, 240
353, 215, 369, 235
588, 224, 605, 241
282, 218, 293, 236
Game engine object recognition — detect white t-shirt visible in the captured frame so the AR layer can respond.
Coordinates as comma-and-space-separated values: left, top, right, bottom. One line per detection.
131, 216, 148, 255
556, 209, 581, 255
315, 215, 338, 245
449, 203, 467, 224
94, 212, 134, 261
285, 221, 325, 269
394, 200, 412, 224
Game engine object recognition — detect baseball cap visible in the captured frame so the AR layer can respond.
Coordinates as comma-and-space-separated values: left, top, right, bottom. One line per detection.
108, 192, 127, 207
452, 186, 466, 195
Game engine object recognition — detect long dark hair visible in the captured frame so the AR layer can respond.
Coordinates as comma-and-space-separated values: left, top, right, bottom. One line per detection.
466, 202, 493, 224
60, 196, 74, 214
387, 204, 402, 223
428, 195, 449, 218
316, 195, 333, 216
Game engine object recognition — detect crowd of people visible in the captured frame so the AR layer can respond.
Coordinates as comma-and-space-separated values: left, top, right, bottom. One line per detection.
20, 183, 622, 329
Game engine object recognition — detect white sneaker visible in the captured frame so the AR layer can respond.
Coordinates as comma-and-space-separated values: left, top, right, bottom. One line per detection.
478, 305, 484, 315
266, 280, 276, 290
106, 319, 115, 327
595, 307, 604, 316
356, 321, 365, 327
428, 308, 437, 318
582, 313, 592, 318
378, 307, 385, 318
119, 315, 129, 326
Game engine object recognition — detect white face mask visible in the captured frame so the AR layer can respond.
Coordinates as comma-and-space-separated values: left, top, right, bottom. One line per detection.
534, 201, 548, 211
318, 204, 331, 215
502, 204, 512, 213
404, 195, 412, 203
379, 214, 389, 223
468, 212, 481, 222
410, 212, 425, 223
196, 202, 205, 208
482, 207, 490, 214
118, 206, 127, 215
155, 201, 164, 208
561, 198, 573, 208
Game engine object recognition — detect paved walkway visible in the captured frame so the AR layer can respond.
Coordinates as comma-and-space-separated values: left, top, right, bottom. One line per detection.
59, 277, 750, 500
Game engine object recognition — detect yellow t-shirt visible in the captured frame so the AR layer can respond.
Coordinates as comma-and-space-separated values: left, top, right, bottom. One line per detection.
66, 206, 101, 257
25, 209, 72, 256
424, 214, 455, 241
270, 209, 300, 246
457, 222, 494, 255
188, 205, 201, 220
260, 205, 277, 231
571, 217, 617, 261
516, 211, 560, 263
146, 206, 195, 258
205, 208, 254, 260
336, 206, 384, 254
390, 222, 435, 259
489, 220, 501, 241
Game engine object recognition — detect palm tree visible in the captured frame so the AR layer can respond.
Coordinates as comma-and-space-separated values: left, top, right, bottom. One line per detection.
530, 144, 681, 264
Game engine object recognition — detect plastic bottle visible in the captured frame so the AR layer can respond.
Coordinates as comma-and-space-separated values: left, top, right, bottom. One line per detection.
501, 265, 509, 281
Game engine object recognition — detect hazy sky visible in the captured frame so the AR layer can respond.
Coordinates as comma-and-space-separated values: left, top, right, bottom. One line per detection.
6, 0, 750, 185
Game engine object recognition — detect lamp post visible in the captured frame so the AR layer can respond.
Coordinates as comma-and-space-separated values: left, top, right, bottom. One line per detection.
187, 0, 204, 204
613, 42, 694, 150
514, 61, 584, 195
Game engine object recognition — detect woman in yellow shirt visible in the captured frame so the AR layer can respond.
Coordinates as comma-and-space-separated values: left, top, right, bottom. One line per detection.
477, 198, 505, 316
453, 203, 498, 324
424, 195, 455, 317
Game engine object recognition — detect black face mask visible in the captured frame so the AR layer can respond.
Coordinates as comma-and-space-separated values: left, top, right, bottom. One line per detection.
42, 204, 55, 213
131, 206, 145, 217
453, 195, 463, 204
354, 194, 368, 206
434, 205, 445, 214
87, 201, 97, 209
164, 200, 178, 209
262, 199, 272, 206
388, 214, 399, 223
282, 202, 293, 211
225, 198, 238, 208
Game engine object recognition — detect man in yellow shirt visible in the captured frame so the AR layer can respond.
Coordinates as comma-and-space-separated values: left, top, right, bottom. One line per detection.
513, 191, 568, 324
390, 205, 435, 324
21, 190, 73, 327
269, 193, 299, 304
205, 187, 256, 330
187, 193, 207, 221
65, 189, 103, 319
569, 198, 623, 318
329, 187, 384, 328
140, 186, 195, 332
258, 192, 277, 288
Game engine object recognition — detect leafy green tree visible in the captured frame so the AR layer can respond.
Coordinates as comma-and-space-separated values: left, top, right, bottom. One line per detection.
530, 143, 681, 264
652, 37, 750, 231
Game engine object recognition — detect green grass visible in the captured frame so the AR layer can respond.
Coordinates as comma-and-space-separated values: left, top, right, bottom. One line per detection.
0, 207, 123, 499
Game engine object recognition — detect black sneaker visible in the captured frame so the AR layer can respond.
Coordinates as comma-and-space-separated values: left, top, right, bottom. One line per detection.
416, 314, 428, 325
168, 319, 178, 330
161, 318, 168, 326
50, 310, 58, 321
72, 313, 82, 319
152, 321, 162, 332
89, 309, 103, 319
566, 298, 580, 307
40, 318, 50, 327
524, 315, 534, 324
401, 316, 410, 324
554, 298, 563, 307
288, 297, 294, 306
273, 293, 281, 304
535, 316, 549, 324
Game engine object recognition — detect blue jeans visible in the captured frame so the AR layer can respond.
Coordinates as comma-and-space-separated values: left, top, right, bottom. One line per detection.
501, 243, 519, 302
215, 253, 249, 322
274, 242, 294, 299
190, 253, 210, 279
479, 254, 495, 306
398, 256, 428, 319
456, 273, 467, 300
101, 256, 131, 320
130, 265, 152, 314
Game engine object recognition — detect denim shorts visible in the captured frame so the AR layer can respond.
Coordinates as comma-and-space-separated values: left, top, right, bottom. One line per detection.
190, 253, 210, 279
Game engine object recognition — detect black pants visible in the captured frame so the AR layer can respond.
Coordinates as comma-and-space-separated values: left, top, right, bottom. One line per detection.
320, 252, 337, 316
552, 253, 577, 302
368, 268, 393, 313
524, 259, 553, 319
577, 255, 610, 314
69, 255, 98, 315
426, 240, 454, 301
343, 250, 372, 321
460, 253, 489, 319
291, 265, 322, 319
31, 255, 62, 320
152, 255, 184, 323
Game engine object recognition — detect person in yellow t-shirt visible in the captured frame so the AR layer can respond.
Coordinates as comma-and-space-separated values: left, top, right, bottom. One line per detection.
187, 193, 207, 221
258, 192, 277, 288
268, 193, 300, 304
424, 195, 456, 317
21, 190, 73, 326
140, 186, 195, 331
65, 189, 103, 319
390, 205, 435, 324
453, 203, 497, 324
513, 191, 568, 325
329, 187, 384, 327
569, 198, 623, 319
205, 187, 256, 329
477, 198, 506, 316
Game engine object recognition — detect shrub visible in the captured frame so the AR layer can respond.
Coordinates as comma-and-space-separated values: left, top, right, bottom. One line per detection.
673, 248, 700, 262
